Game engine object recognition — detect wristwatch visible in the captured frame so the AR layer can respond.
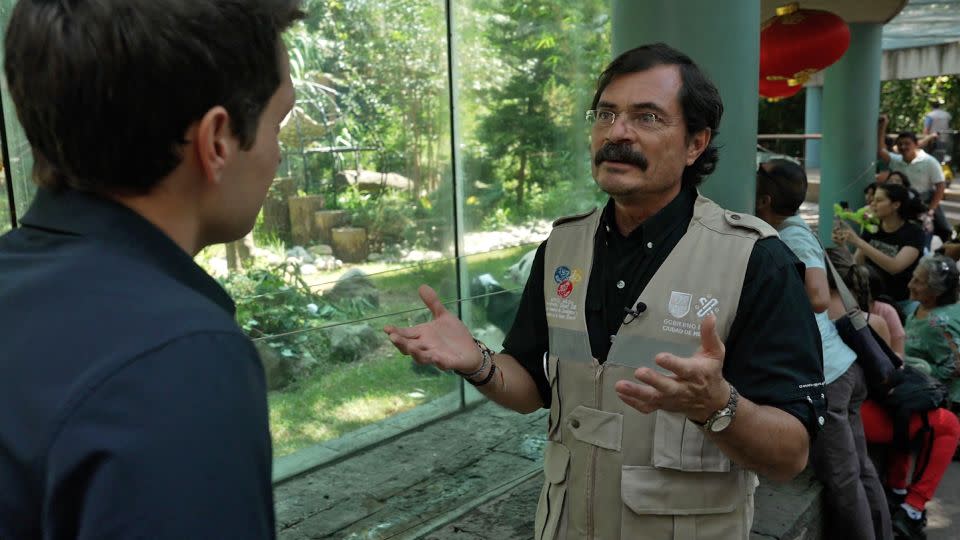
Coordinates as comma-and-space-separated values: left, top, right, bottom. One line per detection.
697, 384, 739, 433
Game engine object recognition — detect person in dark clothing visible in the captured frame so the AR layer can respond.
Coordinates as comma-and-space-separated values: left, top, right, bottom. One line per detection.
834, 183, 926, 308
0, 1, 303, 538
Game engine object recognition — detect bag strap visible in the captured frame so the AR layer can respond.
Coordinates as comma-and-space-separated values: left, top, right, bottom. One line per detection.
780, 222, 865, 326
824, 250, 862, 314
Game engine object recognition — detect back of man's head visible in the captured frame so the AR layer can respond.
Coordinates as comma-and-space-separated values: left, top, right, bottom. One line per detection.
756, 159, 807, 217
5, 0, 304, 195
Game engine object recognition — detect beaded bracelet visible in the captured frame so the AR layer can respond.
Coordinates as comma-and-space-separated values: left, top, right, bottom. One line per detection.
467, 362, 498, 387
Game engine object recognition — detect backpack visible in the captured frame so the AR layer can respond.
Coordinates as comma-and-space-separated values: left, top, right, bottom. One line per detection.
880, 365, 949, 482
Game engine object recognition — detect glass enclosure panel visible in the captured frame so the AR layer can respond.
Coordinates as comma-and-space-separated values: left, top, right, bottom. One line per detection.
194, 0, 461, 460
0, 0, 35, 228
454, 0, 611, 242
216, 258, 463, 459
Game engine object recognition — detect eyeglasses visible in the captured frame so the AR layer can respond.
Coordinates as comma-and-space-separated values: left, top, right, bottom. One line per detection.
585, 109, 671, 132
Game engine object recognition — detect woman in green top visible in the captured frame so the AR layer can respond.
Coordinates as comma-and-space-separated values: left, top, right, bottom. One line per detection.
904, 254, 960, 403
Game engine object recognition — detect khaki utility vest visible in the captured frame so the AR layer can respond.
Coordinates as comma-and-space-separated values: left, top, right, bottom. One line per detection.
534, 195, 777, 540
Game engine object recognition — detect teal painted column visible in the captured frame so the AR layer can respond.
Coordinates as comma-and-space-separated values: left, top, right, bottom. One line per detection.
804, 85, 822, 169
612, 0, 760, 213
819, 24, 882, 245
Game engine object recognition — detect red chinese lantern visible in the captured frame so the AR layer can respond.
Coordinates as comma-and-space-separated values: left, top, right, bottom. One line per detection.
760, 2, 850, 88
759, 78, 803, 101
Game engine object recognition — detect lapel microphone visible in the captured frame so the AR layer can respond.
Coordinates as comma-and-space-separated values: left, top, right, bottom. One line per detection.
623, 302, 647, 323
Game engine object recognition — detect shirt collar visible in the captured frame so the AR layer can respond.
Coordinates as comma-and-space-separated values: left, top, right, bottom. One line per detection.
20, 188, 236, 314
599, 186, 696, 243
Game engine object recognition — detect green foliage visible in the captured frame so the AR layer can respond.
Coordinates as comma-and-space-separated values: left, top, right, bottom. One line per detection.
462, 0, 609, 227
336, 186, 419, 251
757, 90, 807, 160
881, 75, 960, 132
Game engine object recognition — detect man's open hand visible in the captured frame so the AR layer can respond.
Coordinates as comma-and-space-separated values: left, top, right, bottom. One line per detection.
384, 285, 482, 373
614, 315, 730, 423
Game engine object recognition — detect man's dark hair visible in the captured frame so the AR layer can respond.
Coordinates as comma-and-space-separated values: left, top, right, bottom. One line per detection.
591, 43, 723, 189
5, 0, 304, 194
896, 131, 919, 145
756, 159, 807, 216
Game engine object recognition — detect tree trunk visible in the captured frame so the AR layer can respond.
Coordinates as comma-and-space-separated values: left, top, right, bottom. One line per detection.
226, 232, 255, 271
331, 227, 368, 263
517, 151, 527, 208
288, 195, 326, 246
261, 177, 297, 243
313, 210, 348, 245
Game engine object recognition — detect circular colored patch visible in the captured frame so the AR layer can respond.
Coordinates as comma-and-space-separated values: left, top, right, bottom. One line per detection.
570, 269, 584, 284
554, 266, 571, 284
557, 280, 574, 298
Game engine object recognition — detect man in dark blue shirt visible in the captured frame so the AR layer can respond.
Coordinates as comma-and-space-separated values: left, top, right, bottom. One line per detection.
0, 1, 303, 538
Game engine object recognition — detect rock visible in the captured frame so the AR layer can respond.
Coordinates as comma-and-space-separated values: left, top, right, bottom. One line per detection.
286, 246, 310, 259
313, 255, 341, 272
324, 269, 380, 308
255, 340, 318, 391
328, 323, 380, 362
309, 244, 334, 257
367, 252, 383, 262
300, 264, 318, 275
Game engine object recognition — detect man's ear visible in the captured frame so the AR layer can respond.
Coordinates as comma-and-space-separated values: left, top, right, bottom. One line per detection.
755, 193, 772, 212
686, 128, 711, 166
193, 106, 234, 184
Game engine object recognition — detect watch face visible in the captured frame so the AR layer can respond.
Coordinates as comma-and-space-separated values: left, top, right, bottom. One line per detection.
710, 414, 733, 432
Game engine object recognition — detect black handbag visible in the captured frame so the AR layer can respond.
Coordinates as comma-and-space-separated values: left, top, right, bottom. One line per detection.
825, 252, 903, 397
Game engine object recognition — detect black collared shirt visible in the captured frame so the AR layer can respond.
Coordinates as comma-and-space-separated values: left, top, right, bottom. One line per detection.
502, 188, 826, 436
0, 189, 275, 539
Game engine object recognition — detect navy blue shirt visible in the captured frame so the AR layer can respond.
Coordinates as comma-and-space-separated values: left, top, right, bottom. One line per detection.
502, 189, 826, 436
0, 189, 275, 539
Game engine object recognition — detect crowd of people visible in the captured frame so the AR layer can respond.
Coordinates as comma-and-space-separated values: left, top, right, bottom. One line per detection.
757, 148, 960, 539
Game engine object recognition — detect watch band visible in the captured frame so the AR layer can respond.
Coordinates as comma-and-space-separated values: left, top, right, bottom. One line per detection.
697, 383, 738, 431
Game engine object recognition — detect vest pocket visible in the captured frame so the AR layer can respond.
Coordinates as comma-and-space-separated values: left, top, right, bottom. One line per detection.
652, 411, 730, 472
620, 465, 749, 539
534, 441, 570, 540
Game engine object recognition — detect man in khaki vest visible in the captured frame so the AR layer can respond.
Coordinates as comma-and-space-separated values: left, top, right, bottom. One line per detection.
386, 43, 825, 540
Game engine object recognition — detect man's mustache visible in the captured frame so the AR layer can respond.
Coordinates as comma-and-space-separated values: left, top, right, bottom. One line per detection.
594, 143, 648, 171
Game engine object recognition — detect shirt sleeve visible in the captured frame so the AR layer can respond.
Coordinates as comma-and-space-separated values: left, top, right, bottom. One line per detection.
778, 227, 824, 270
723, 237, 826, 438
906, 223, 926, 251
932, 157, 946, 184
43, 332, 275, 540
501, 240, 551, 407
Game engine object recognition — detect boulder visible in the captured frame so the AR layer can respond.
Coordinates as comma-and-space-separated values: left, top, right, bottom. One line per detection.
328, 323, 380, 362
255, 341, 318, 391
324, 268, 379, 308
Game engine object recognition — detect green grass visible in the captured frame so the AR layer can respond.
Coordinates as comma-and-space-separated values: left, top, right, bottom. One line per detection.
220, 243, 537, 457
268, 343, 457, 457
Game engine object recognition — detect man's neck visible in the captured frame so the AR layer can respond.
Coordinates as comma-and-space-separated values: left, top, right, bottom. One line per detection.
611, 185, 683, 236
110, 191, 203, 256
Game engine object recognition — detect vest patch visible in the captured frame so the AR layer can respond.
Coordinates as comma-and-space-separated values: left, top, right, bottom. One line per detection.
662, 292, 720, 337
547, 265, 584, 320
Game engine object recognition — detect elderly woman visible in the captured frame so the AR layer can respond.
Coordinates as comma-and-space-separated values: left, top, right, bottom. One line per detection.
904, 254, 960, 403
